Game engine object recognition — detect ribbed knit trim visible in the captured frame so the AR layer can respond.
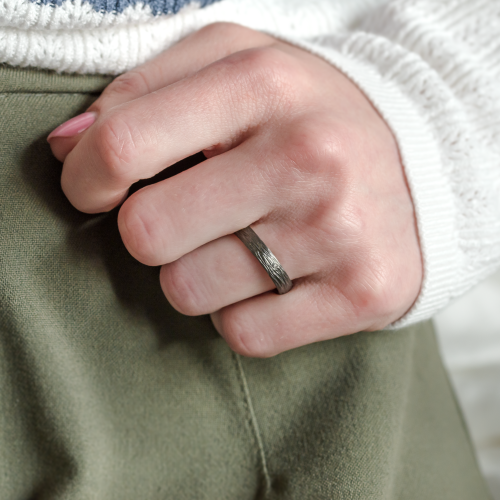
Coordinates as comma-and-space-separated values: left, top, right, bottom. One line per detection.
0, 0, 202, 30
0, 0, 347, 74
278, 38, 459, 328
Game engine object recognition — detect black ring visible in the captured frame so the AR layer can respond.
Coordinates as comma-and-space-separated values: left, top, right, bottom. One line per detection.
234, 226, 293, 295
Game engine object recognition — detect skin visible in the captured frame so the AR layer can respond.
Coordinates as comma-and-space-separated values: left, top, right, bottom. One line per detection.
48, 22, 423, 358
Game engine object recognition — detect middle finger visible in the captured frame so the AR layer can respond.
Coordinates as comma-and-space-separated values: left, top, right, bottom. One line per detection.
118, 140, 281, 266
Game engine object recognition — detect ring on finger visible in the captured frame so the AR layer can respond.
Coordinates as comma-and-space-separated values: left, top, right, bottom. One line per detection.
234, 226, 293, 295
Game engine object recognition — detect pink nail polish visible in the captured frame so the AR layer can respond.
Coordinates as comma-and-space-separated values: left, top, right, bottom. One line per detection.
47, 112, 97, 140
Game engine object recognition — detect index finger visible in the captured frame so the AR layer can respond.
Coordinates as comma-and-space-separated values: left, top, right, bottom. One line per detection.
90, 23, 275, 114
49, 24, 275, 163
62, 46, 296, 213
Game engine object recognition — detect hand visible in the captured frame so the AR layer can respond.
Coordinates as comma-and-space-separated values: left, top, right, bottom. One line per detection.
48, 22, 422, 357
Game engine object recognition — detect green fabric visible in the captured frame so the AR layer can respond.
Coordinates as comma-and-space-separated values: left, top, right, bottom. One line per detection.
0, 64, 491, 500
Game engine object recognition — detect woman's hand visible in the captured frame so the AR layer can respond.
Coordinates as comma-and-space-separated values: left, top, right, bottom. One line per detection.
48, 22, 422, 357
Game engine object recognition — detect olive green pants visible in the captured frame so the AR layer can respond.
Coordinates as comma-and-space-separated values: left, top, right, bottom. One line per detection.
0, 64, 491, 500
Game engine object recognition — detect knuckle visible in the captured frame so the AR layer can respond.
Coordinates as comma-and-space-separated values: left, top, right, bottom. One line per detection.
118, 191, 162, 266
90, 71, 150, 114
237, 46, 279, 73
334, 201, 367, 242
219, 311, 272, 358
340, 255, 394, 319
243, 47, 293, 93
286, 124, 342, 172
160, 261, 208, 316
105, 71, 150, 101
280, 121, 351, 191
272, 123, 355, 221
218, 46, 298, 110
308, 203, 364, 263
94, 116, 137, 184
195, 21, 244, 41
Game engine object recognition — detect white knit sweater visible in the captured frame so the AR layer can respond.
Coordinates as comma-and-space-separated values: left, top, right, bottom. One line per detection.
1, 0, 499, 327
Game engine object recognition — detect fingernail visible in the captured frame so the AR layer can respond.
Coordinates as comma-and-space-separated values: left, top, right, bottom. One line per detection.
47, 112, 97, 141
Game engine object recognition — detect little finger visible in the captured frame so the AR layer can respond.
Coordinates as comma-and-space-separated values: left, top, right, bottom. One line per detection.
211, 280, 368, 358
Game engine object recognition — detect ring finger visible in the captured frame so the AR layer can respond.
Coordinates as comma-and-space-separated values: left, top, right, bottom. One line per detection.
159, 219, 325, 316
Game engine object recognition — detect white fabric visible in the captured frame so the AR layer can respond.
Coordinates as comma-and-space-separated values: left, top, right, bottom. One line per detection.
1, 0, 499, 327
294, 0, 500, 327
0, 0, 378, 74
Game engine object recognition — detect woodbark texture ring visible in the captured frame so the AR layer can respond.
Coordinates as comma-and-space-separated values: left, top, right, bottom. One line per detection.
234, 226, 293, 295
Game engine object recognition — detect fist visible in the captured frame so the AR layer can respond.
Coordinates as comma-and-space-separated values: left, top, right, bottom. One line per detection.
48, 23, 422, 357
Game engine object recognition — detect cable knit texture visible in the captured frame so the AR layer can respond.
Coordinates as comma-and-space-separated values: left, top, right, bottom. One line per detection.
0, 0, 499, 327
312, 0, 500, 327
0, 0, 370, 73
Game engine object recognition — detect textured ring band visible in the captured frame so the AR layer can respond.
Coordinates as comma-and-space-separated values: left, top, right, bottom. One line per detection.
235, 226, 293, 295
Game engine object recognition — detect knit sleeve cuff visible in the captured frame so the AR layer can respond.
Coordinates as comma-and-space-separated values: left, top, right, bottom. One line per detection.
275, 37, 459, 328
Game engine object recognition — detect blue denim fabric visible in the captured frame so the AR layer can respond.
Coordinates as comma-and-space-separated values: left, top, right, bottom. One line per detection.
31, 0, 221, 16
